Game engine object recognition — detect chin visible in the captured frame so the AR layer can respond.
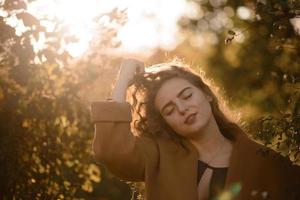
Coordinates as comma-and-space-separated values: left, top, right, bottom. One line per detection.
173, 115, 212, 138
176, 125, 203, 138
184, 119, 210, 137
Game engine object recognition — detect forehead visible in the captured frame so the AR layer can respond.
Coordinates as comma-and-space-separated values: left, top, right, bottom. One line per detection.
154, 78, 194, 108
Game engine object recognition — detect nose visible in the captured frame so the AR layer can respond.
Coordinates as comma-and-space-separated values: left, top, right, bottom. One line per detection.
177, 102, 188, 115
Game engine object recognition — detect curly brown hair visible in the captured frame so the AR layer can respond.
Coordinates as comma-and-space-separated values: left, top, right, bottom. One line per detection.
130, 62, 242, 150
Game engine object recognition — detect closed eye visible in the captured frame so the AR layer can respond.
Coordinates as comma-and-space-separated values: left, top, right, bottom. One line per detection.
166, 107, 175, 115
165, 93, 192, 116
183, 93, 192, 99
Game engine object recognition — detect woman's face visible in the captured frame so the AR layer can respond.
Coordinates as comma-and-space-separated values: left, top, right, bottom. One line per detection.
154, 77, 213, 139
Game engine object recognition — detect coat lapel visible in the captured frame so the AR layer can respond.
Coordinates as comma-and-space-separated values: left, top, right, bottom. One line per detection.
224, 133, 245, 195
156, 138, 199, 200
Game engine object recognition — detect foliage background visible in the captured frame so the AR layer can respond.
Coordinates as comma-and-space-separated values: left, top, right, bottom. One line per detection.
0, 0, 299, 199
178, 0, 300, 162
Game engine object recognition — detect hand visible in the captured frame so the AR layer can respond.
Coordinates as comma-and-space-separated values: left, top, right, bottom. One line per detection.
118, 59, 145, 87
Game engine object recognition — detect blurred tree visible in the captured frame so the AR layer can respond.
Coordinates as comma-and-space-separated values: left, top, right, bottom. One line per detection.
179, 0, 300, 162
0, 0, 131, 199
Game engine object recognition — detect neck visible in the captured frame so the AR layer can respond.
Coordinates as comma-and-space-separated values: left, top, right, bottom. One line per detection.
188, 115, 230, 163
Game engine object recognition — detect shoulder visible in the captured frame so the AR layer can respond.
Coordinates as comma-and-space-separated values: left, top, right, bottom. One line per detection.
234, 132, 300, 174
231, 132, 300, 198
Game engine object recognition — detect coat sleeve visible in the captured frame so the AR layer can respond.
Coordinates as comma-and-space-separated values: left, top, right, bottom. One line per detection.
90, 101, 158, 182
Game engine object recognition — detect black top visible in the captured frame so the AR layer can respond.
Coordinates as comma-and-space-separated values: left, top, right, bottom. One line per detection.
197, 160, 228, 199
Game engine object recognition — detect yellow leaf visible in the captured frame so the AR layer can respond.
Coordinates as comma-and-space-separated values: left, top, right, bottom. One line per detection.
81, 180, 93, 193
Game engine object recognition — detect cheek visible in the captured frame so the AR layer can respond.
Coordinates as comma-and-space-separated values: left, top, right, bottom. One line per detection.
197, 104, 212, 121
194, 95, 212, 114
164, 116, 179, 129
204, 101, 213, 114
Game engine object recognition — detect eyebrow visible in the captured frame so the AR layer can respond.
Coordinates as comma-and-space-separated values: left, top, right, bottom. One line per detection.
160, 87, 192, 113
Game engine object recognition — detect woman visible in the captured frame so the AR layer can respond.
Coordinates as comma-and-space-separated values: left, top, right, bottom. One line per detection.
91, 59, 300, 200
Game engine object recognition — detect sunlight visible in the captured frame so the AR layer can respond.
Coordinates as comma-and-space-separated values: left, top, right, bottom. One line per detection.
49, 0, 98, 57
28, 0, 103, 57
117, 0, 186, 53
28, 0, 187, 57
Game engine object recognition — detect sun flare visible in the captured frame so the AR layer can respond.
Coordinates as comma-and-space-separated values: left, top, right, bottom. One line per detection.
28, 0, 187, 57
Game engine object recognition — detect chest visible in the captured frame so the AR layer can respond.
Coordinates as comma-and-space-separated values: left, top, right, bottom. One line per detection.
197, 168, 213, 200
196, 159, 229, 200
150, 136, 299, 200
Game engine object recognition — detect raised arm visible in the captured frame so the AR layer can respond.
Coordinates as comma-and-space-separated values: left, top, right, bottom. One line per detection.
91, 59, 156, 181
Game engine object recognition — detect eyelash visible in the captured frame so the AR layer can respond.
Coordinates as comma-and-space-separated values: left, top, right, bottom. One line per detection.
166, 108, 174, 115
166, 93, 192, 115
183, 93, 192, 99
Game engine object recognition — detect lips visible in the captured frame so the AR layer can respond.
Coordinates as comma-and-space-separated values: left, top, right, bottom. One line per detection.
184, 113, 197, 124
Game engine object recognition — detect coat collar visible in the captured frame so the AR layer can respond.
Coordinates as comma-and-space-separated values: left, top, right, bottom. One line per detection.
183, 132, 246, 191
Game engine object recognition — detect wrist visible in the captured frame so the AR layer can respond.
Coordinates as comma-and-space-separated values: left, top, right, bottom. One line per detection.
111, 79, 129, 102
115, 77, 130, 89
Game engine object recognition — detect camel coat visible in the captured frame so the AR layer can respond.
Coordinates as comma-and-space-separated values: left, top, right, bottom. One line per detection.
91, 101, 300, 200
